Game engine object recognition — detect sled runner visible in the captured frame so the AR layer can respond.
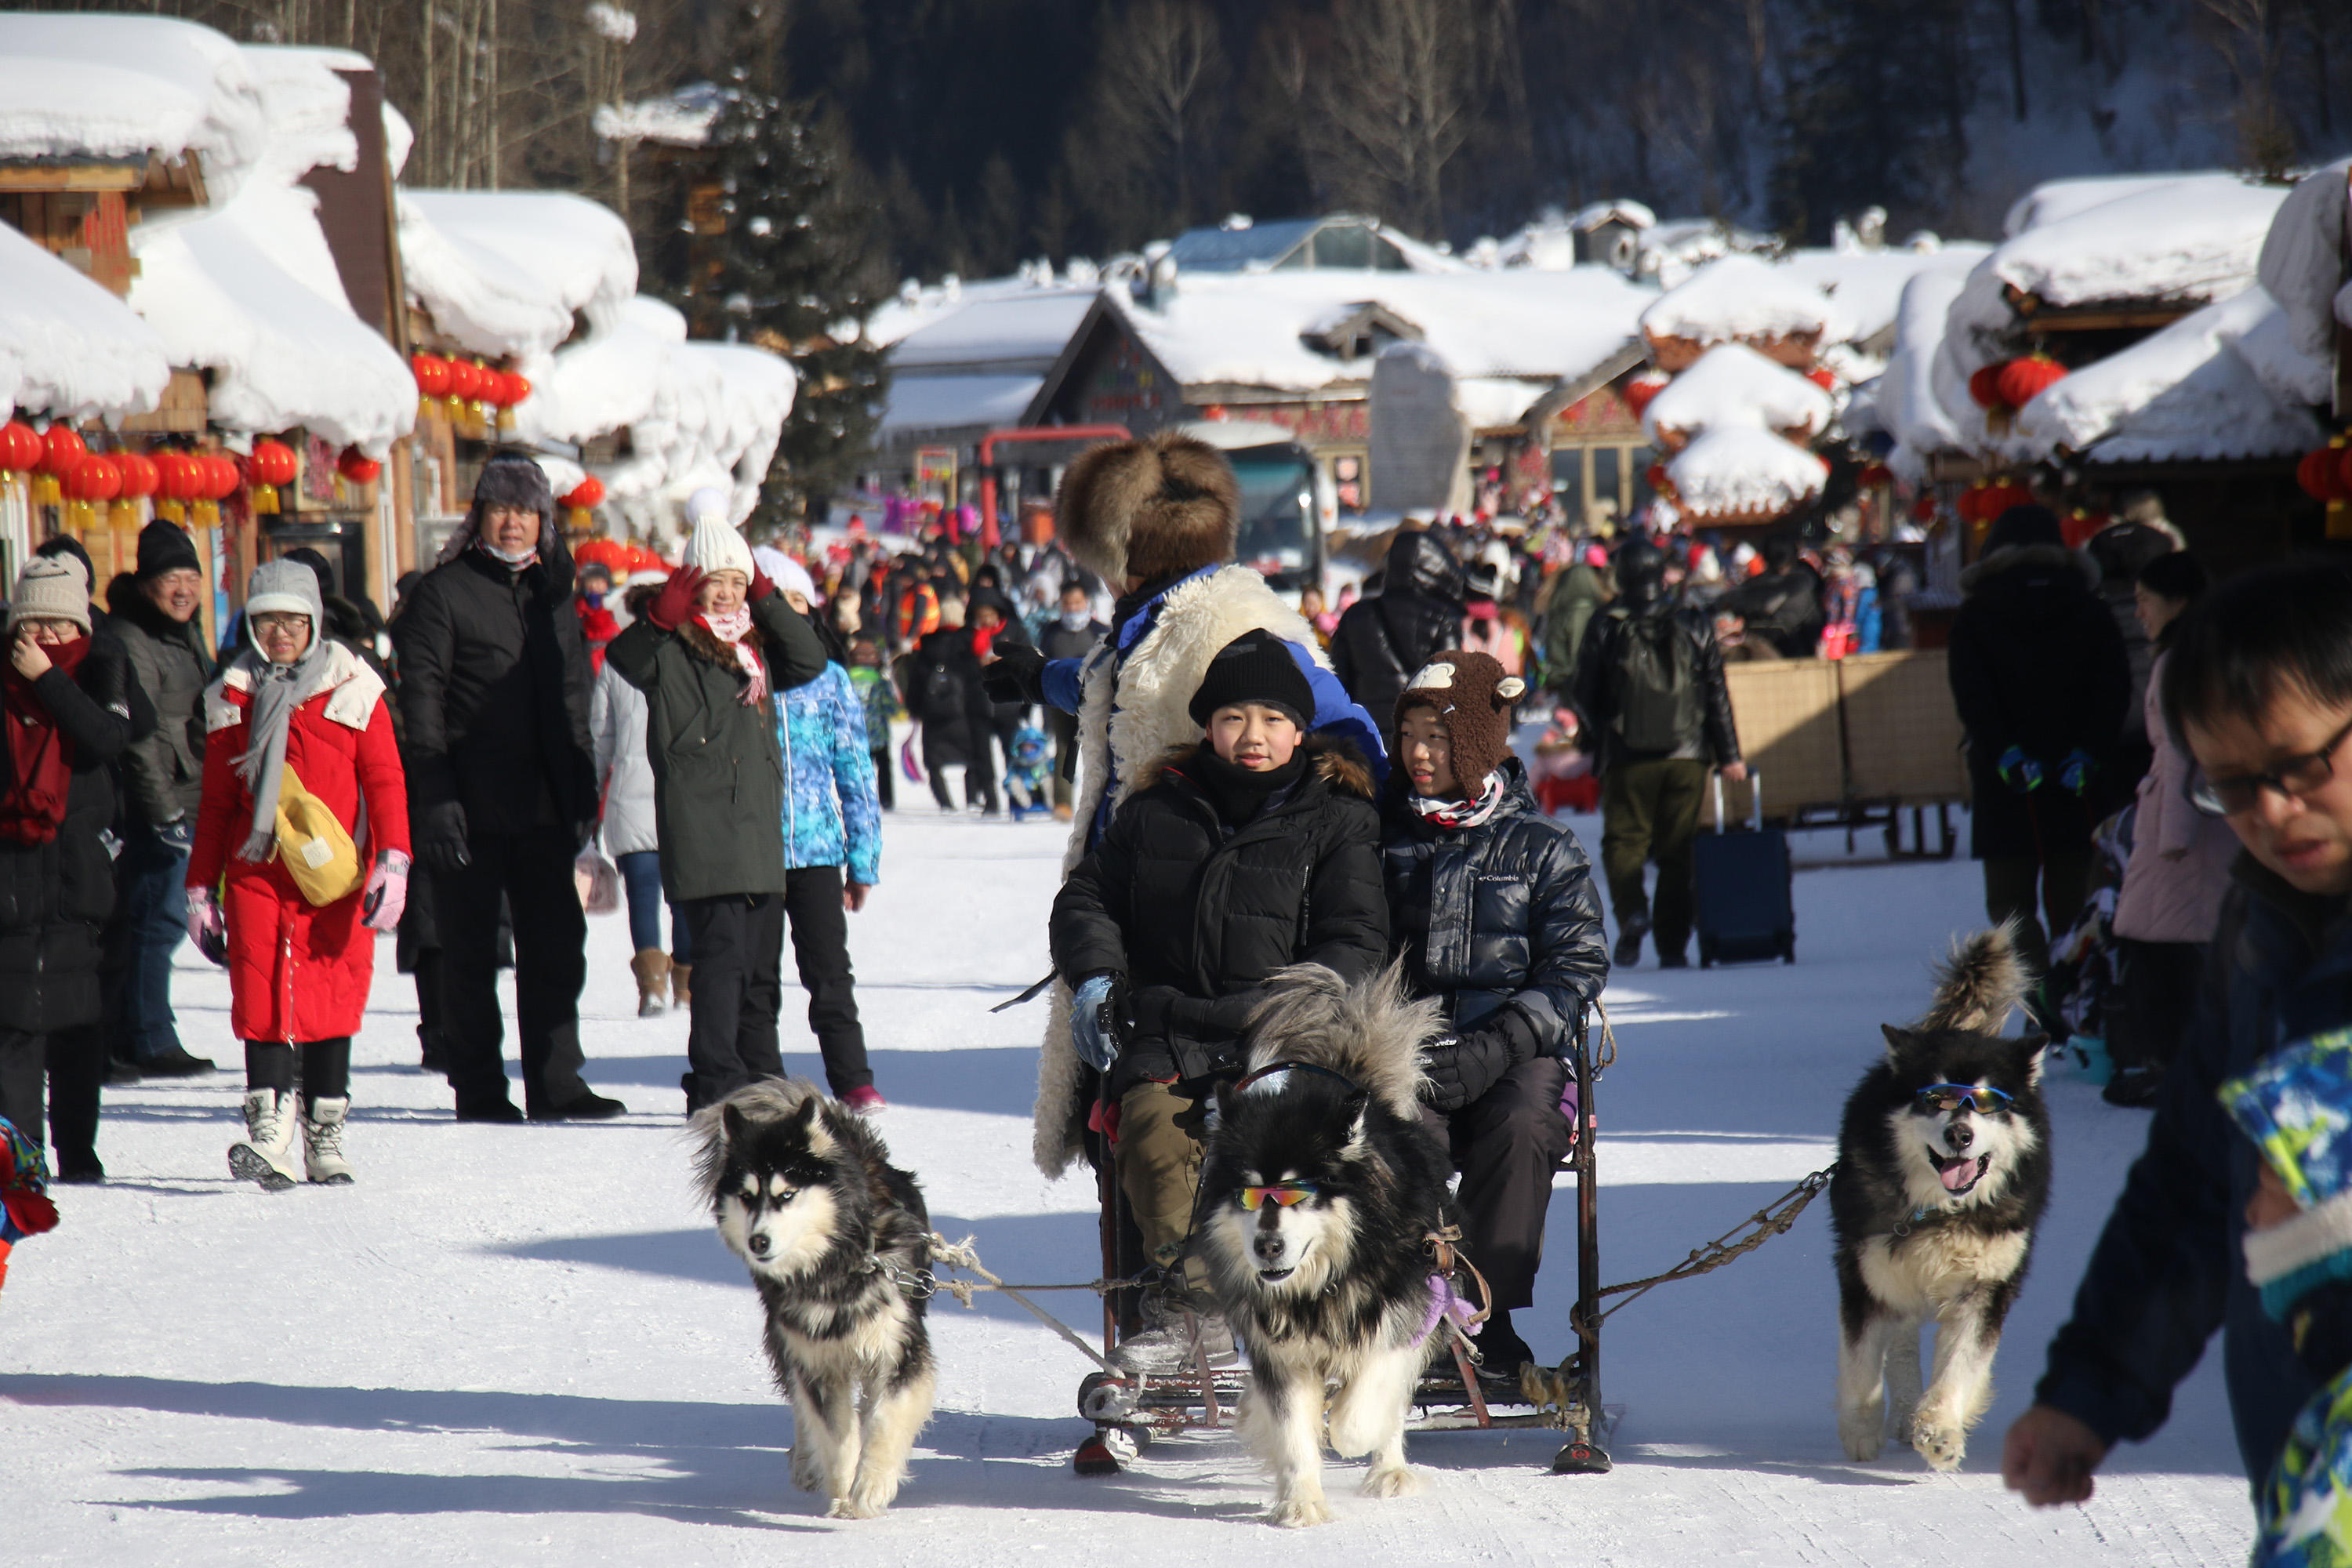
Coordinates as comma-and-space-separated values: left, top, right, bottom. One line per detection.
1069, 1018, 1614, 1478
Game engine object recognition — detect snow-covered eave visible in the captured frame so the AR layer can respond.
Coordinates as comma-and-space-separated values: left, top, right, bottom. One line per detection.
0, 13, 270, 201
0, 219, 172, 422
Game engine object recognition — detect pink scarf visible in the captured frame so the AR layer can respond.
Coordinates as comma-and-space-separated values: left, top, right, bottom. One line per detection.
696, 610, 768, 706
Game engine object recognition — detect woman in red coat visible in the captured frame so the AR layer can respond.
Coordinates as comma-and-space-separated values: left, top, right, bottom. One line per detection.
187, 561, 409, 1189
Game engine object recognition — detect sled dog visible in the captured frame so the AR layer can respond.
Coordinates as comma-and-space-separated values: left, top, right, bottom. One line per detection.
1830, 924, 2052, 1471
693, 1080, 935, 1518
1197, 964, 1457, 1526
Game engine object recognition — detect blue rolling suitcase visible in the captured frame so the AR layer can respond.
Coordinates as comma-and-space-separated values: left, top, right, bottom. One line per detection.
1693, 771, 1795, 967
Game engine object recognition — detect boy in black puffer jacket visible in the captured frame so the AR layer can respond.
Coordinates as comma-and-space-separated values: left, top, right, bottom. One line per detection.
1384, 650, 1610, 1385
1051, 629, 1388, 1374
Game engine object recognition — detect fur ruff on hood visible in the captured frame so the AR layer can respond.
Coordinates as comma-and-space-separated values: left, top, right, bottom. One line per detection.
1054, 430, 1240, 586
1958, 542, 2098, 595
1243, 962, 1439, 1123
1033, 564, 1329, 1178
1147, 735, 1377, 800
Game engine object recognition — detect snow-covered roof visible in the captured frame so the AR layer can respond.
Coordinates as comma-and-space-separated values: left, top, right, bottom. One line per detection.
399, 191, 638, 336
1641, 343, 1834, 445
1666, 426, 1828, 521
592, 81, 723, 150
1778, 245, 1988, 349
2001, 173, 2236, 239
1639, 255, 1841, 347
1163, 215, 1461, 276
238, 45, 362, 184
0, 13, 267, 199
0, 219, 172, 422
880, 373, 1042, 440
397, 193, 578, 359
887, 290, 1098, 372
1875, 251, 1999, 483
2012, 287, 2325, 463
1116, 266, 1651, 395
2257, 158, 2350, 395
1570, 200, 1656, 233
129, 177, 413, 448
1635, 220, 1779, 289
1987, 173, 2288, 307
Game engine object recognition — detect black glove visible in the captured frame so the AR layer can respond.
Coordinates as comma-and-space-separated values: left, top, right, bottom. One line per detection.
981, 641, 1046, 706
1420, 1010, 1542, 1113
417, 800, 472, 875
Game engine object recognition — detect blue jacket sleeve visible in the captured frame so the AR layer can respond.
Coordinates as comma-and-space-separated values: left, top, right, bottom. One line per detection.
1042, 656, 1087, 715
826, 667, 883, 887
1288, 641, 1388, 785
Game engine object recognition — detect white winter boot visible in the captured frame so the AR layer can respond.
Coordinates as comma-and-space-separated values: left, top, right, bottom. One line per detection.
229, 1089, 303, 1191
302, 1096, 355, 1185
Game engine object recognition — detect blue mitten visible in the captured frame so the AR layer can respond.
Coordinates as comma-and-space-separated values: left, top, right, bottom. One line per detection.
1071, 974, 1125, 1073
2056, 749, 2096, 796
1996, 746, 2043, 793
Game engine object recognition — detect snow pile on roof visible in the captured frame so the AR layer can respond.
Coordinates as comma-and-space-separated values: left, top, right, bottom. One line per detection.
1778, 245, 1987, 350
397, 194, 579, 359
1875, 251, 2000, 482
0, 14, 267, 198
1667, 426, 1828, 520
1118, 265, 1651, 394
1642, 343, 1833, 445
0, 220, 172, 422
2012, 287, 2325, 463
1988, 174, 2288, 307
237, 45, 361, 183
400, 191, 638, 337
382, 100, 412, 176
890, 290, 1098, 372
593, 82, 723, 149
882, 374, 1046, 440
519, 296, 795, 533
2256, 158, 2350, 389
1486, 201, 1655, 270
1640, 256, 1842, 348
1635, 220, 1779, 290
129, 178, 413, 447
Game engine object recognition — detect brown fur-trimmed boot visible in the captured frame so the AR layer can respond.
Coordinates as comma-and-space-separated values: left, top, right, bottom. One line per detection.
630, 949, 670, 1018
670, 962, 691, 1008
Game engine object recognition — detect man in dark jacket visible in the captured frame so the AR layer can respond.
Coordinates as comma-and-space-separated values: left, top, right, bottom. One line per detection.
1330, 528, 1465, 746
1572, 539, 1744, 968
393, 453, 622, 1123
2005, 562, 2352, 1508
106, 524, 216, 1078
1039, 580, 1105, 818
1051, 630, 1388, 1374
1722, 537, 1825, 658
1947, 506, 2132, 983
1384, 650, 1608, 1381
605, 510, 827, 1113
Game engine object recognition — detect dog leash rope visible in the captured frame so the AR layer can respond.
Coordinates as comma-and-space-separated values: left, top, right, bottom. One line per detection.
909, 1233, 1124, 1375
1573, 1166, 1838, 1333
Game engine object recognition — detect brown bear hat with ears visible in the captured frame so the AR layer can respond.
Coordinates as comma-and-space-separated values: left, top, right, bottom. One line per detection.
1054, 429, 1241, 588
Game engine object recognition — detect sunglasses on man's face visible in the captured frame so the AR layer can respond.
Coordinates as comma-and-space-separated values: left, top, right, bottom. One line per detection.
1915, 1083, 2014, 1116
1238, 1183, 1319, 1212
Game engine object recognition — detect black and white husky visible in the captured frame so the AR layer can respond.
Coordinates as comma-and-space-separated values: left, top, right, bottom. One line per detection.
692, 1080, 936, 1519
1831, 924, 2052, 1471
1196, 964, 1455, 1527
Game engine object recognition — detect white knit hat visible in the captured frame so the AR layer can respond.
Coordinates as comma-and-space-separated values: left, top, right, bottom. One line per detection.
7, 556, 91, 633
754, 544, 818, 604
683, 514, 754, 580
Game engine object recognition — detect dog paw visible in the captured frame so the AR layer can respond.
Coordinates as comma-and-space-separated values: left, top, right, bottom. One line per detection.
1838, 1413, 1885, 1462
1267, 1495, 1334, 1528
826, 1494, 887, 1521
1909, 1415, 1965, 1472
1360, 1464, 1424, 1499
789, 1449, 823, 1494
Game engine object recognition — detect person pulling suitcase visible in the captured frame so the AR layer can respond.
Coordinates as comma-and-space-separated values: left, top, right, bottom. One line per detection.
1570, 538, 1744, 969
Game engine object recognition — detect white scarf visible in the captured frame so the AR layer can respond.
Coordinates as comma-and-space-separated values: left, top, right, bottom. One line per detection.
1406, 771, 1507, 830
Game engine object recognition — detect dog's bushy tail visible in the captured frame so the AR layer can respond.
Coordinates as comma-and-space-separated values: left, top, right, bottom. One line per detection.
686, 1076, 826, 1205
1918, 921, 2033, 1034
1243, 962, 1441, 1120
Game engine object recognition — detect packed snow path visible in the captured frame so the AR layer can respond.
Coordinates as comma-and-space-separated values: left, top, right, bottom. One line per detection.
3, 800, 2251, 1564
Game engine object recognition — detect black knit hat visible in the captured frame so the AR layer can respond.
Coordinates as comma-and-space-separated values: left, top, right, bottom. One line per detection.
135, 520, 202, 581
1189, 629, 1314, 729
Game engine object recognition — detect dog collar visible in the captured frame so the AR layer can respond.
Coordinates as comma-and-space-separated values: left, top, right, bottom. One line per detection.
1232, 1061, 1360, 1095
1892, 1206, 1942, 1238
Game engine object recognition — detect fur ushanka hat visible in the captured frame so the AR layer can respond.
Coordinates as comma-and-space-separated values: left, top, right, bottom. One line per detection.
1053, 430, 1240, 586
1396, 650, 1526, 795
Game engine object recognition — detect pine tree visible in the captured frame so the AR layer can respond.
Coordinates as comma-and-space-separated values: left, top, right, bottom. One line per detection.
684, 66, 889, 528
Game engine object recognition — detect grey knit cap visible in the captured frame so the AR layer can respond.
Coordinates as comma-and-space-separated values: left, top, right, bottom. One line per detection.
8, 555, 91, 633
244, 557, 325, 628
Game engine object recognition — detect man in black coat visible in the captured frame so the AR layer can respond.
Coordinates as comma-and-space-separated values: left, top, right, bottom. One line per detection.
1038, 580, 1105, 818
393, 453, 622, 1123
1572, 539, 1744, 969
1722, 537, 1826, 658
1947, 506, 2131, 983
1330, 528, 1465, 747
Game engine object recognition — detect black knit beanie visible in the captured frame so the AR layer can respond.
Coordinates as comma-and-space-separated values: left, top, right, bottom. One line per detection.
1189, 628, 1315, 729
136, 520, 202, 581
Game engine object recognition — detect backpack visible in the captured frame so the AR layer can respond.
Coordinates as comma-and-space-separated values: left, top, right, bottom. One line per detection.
1607, 608, 1700, 754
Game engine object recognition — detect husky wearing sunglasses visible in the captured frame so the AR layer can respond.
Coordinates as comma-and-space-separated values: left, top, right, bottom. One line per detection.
691, 1080, 935, 1519
1831, 923, 2052, 1472
1196, 964, 1454, 1527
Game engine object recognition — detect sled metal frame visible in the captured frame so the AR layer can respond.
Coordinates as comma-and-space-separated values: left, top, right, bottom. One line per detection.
1073, 1027, 1611, 1471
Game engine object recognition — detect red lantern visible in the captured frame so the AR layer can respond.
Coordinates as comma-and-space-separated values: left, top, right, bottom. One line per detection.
1806, 366, 1838, 392
1968, 365, 2006, 410
0, 420, 39, 471
1644, 462, 1668, 492
1623, 372, 1669, 419
460, 361, 490, 401
336, 446, 383, 485
1909, 492, 1937, 523
561, 477, 605, 510
412, 354, 452, 398
506, 373, 532, 406
38, 425, 86, 474
1995, 354, 2067, 410
205, 454, 240, 500
1858, 463, 1892, 488
117, 452, 159, 499
2303, 448, 2352, 502
249, 439, 298, 487
67, 454, 122, 503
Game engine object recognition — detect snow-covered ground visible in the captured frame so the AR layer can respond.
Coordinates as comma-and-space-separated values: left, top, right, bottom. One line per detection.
2, 792, 2251, 1565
